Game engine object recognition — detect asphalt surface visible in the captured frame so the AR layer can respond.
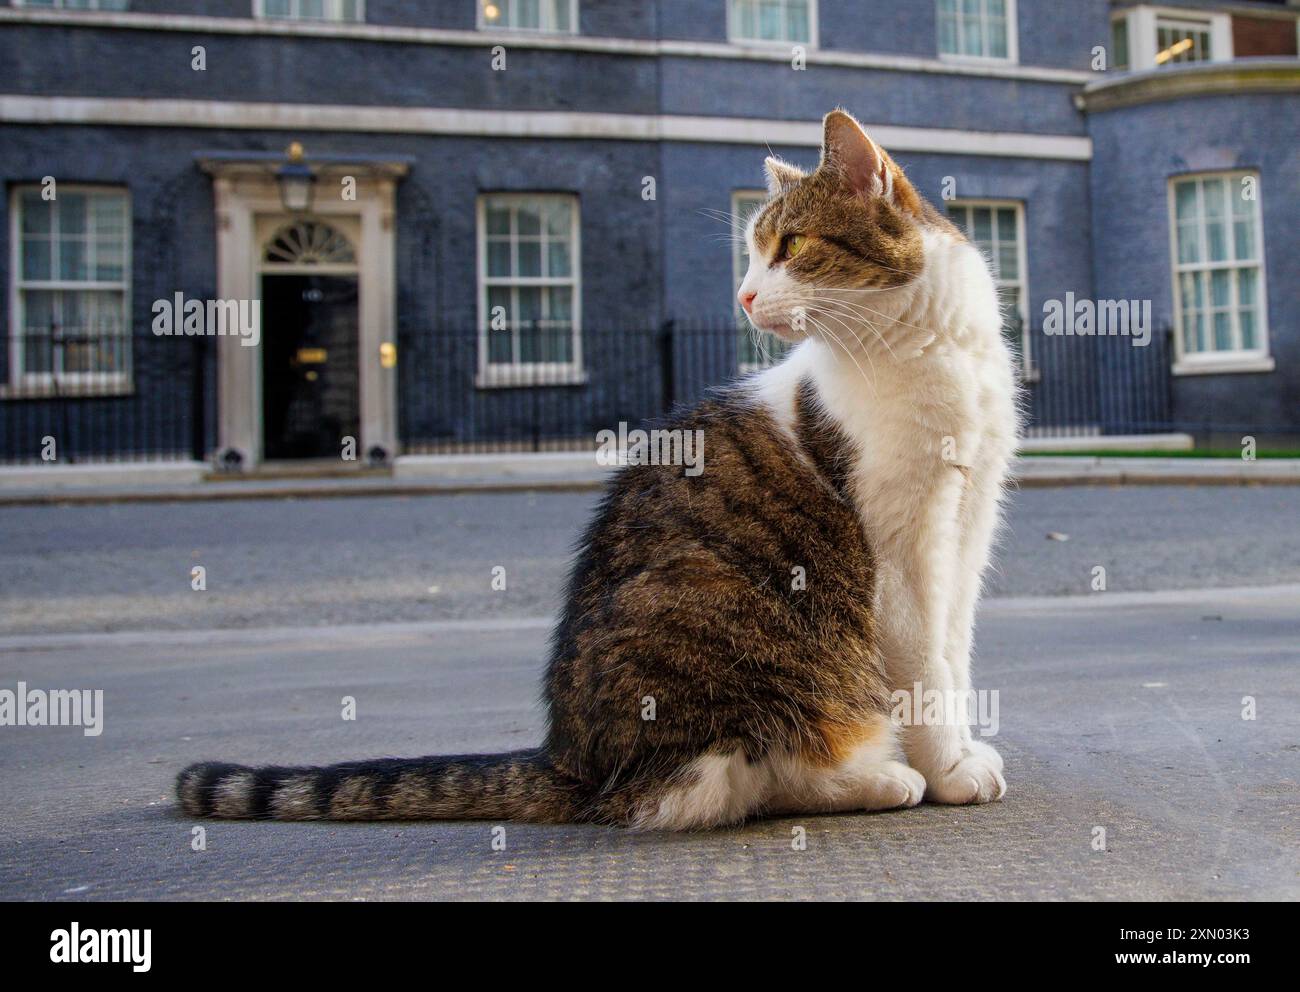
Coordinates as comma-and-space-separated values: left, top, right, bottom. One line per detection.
1, 485, 1298, 635
0, 584, 1297, 901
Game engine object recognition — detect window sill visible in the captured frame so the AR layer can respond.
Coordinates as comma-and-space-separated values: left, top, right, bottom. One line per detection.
1172, 355, 1275, 376
728, 37, 818, 51
0, 379, 134, 400
475, 367, 588, 390
938, 53, 1018, 67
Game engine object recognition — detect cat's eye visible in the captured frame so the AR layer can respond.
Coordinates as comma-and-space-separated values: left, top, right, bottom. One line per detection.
783, 234, 807, 259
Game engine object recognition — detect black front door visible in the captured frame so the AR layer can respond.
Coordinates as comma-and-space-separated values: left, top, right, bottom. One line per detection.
261, 274, 360, 460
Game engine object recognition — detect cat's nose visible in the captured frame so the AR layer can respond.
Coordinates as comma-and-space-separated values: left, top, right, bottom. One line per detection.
738, 290, 757, 314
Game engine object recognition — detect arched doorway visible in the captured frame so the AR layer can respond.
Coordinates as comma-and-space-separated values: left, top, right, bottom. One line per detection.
258, 218, 360, 460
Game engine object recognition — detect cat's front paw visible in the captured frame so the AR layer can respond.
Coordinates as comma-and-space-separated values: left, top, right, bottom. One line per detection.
923, 739, 1005, 805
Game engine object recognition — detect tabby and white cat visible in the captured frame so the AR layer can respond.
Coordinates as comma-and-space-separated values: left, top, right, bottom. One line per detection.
178, 110, 1018, 829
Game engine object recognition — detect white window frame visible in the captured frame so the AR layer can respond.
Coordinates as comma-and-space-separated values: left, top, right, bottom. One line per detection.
252, 0, 365, 23
1167, 171, 1273, 376
475, 193, 584, 388
1112, 6, 1232, 72
6, 184, 132, 396
946, 199, 1032, 377
10, 0, 129, 8
476, 0, 578, 35
727, 0, 818, 49
731, 189, 790, 374
936, 0, 1018, 65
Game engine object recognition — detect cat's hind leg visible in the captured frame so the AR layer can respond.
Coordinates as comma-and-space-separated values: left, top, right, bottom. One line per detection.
763, 715, 926, 817
627, 717, 924, 830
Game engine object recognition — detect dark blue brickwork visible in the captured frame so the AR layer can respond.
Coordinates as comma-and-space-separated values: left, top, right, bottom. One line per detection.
1, 0, 1296, 460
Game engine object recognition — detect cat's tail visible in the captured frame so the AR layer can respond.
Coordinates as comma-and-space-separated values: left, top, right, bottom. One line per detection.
175, 748, 588, 822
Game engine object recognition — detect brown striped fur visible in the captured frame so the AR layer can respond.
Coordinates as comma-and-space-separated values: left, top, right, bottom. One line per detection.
177, 381, 893, 827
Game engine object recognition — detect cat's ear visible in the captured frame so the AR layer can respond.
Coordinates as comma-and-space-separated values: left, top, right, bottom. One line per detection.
763, 156, 805, 197
821, 109, 920, 212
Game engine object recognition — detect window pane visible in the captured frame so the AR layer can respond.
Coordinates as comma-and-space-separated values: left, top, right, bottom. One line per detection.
21, 192, 52, 234
516, 286, 542, 324
937, 12, 958, 55
91, 193, 126, 238
1202, 178, 1227, 261
1177, 222, 1200, 264
997, 242, 1018, 280
516, 240, 542, 277
1239, 309, 1256, 350
1209, 269, 1230, 308
787, 0, 810, 43
95, 237, 125, 282
486, 205, 510, 235
972, 207, 992, 243
22, 238, 52, 281
59, 238, 88, 282
516, 205, 541, 236
543, 200, 571, 238
487, 287, 512, 363
987, 17, 1007, 59
61, 193, 88, 235
517, 0, 540, 30
1212, 311, 1231, 351
1174, 182, 1198, 222
1237, 267, 1257, 307
1233, 220, 1253, 261
546, 240, 571, 277
1112, 18, 1129, 69
487, 239, 512, 277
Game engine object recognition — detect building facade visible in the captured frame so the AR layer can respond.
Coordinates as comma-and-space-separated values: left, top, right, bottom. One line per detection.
1, 0, 1297, 467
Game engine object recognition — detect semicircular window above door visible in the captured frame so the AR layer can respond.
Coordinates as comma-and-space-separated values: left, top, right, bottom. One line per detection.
263, 220, 357, 266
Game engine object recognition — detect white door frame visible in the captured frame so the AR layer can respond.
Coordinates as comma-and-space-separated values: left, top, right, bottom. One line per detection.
200, 155, 408, 469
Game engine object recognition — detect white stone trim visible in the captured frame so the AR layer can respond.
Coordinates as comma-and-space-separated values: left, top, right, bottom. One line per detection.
204, 165, 401, 469
0, 6, 1091, 83
0, 96, 1094, 161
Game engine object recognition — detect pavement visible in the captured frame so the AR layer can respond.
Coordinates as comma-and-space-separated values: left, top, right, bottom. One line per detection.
1, 453, 1298, 506
0, 584, 1296, 901
1, 485, 1297, 901
1, 485, 1298, 634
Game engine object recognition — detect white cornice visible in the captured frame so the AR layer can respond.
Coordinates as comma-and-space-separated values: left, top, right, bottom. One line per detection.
0, 7, 1093, 84
1081, 57, 1300, 111
0, 96, 1094, 161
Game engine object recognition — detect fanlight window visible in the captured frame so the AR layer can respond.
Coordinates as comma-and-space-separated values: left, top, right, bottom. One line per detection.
263, 220, 356, 266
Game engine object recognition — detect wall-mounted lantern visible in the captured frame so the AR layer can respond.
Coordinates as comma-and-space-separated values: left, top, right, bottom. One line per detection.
276, 141, 316, 214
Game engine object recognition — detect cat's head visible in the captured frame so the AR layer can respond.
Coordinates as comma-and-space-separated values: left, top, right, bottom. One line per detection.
738, 109, 949, 342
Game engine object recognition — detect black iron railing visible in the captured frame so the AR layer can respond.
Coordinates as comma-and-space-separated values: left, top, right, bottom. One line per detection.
0, 331, 212, 465
0, 319, 1256, 466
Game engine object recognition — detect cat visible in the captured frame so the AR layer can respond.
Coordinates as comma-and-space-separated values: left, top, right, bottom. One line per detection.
177, 109, 1019, 829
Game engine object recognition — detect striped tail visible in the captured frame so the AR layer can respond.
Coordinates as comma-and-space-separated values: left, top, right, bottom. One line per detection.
176, 748, 587, 822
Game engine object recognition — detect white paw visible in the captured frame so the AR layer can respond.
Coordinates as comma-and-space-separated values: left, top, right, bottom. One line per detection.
924, 740, 1006, 805
859, 761, 927, 810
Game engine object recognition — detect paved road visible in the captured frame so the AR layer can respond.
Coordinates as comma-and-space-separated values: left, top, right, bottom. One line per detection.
1, 584, 1296, 901
1, 485, 1298, 635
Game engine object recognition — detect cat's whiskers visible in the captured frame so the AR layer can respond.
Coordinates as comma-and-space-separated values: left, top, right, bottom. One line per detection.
801, 298, 902, 362
801, 311, 879, 395
813, 291, 940, 339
